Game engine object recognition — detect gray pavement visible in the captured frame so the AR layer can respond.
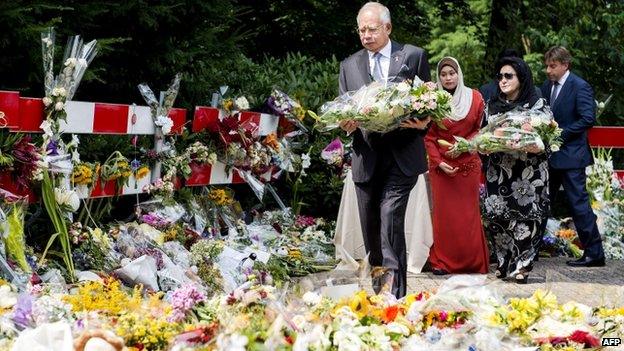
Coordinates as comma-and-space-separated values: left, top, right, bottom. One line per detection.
310, 257, 624, 307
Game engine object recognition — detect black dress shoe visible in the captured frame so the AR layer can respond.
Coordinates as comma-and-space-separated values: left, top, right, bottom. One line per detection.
566, 256, 606, 267
432, 268, 449, 276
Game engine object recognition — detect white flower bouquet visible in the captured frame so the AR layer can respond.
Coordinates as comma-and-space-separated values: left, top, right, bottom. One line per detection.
312, 80, 452, 133
440, 99, 562, 155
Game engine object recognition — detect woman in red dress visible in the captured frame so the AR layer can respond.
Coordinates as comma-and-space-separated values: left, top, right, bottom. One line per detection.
424, 57, 489, 275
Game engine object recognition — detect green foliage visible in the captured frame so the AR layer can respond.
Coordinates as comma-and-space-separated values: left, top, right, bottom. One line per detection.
210, 52, 340, 111
232, 0, 431, 62
423, 0, 491, 88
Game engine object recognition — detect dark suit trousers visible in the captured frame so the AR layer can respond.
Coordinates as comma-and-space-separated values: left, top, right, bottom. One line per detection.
549, 168, 605, 258
354, 154, 416, 298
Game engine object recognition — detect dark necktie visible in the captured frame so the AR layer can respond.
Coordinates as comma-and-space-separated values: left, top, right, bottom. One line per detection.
550, 81, 560, 104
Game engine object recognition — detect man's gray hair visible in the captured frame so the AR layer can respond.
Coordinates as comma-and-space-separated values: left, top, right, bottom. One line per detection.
357, 2, 391, 25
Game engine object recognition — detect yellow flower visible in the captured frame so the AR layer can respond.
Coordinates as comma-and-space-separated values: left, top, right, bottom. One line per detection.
63, 280, 142, 316
222, 99, 234, 112
135, 166, 150, 180
347, 290, 370, 318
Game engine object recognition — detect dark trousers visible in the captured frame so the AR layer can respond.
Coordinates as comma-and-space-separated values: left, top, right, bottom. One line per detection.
549, 168, 604, 259
354, 155, 416, 298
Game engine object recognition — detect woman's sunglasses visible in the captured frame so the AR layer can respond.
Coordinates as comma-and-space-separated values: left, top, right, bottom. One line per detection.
496, 73, 516, 81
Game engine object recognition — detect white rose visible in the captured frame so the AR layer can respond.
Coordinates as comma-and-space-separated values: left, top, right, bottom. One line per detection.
54, 101, 65, 111
234, 96, 249, 110
396, 82, 411, 93
42, 97, 53, 106
54, 188, 81, 212
155, 115, 174, 134
302, 291, 322, 306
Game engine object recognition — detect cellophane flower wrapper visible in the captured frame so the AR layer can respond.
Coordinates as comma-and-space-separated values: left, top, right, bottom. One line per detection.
321, 137, 345, 167
446, 99, 562, 155
114, 255, 159, 291
0, 191, 30, 274
138, 74, 181, 135
138, 199, 186, 227
157, 252, 197, 292
315, 80, 452, 133
266, 89, 308, 133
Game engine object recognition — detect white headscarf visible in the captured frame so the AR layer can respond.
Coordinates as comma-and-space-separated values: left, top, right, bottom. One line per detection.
436, 57, 473, 121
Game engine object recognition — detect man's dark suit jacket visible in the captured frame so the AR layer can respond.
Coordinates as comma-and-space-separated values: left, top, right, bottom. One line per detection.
541, 72, 595, 169
338, 41, 431, 183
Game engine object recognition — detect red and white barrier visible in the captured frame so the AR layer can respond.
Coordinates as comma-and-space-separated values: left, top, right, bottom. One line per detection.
0, 92, 293, 196
0, 91, 186, 134
0, 90, 186, 199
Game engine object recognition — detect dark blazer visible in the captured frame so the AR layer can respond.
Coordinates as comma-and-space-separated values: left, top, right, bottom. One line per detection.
541, 72, 595, 169
338, 41, 431, 182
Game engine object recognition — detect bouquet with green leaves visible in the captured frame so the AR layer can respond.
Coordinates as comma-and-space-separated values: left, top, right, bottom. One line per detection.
439, 99, 562, 155
312, 80, 452, 132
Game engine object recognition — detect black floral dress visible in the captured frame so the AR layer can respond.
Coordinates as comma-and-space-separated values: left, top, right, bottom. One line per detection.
481, 99, 550, 277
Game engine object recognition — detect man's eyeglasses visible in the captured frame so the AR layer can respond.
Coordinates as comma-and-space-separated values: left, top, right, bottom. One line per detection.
496, 72, 517, 81
357, 24, 384, 36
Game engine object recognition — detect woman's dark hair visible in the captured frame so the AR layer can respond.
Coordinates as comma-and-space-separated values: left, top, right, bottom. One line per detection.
496, 56, 537, 105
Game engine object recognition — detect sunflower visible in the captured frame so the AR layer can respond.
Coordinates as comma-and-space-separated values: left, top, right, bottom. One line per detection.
135, 166, 150, 180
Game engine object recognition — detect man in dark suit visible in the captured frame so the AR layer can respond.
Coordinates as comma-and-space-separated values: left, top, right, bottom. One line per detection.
541, 46, 605, 267
338, 2, 431, 298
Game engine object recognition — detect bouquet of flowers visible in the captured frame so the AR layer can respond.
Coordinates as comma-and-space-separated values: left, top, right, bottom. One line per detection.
0, 133, 40, 193
266, 89, 308, 132
440, 99, 562, 155
312, 80, 452, 133
321, 137, 345, 167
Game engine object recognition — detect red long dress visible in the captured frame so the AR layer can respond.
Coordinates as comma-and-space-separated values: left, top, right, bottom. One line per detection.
424, 89, 489, 273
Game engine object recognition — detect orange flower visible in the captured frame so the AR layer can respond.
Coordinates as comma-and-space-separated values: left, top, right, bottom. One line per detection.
381, 305, 403, 323
263, 133, 280, 151
556, 229, 576, 239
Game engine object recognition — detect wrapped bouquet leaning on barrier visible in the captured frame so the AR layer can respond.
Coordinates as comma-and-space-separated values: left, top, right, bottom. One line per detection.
439, 99, 563, 156
310, 79, 453, 133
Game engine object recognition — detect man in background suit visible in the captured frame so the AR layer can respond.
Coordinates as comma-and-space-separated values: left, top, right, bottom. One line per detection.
542, 46, 605, 267
338, 2, 431, 298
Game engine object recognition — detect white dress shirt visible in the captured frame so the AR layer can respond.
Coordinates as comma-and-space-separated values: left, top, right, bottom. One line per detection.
551, 70, 570, 101
368, 40, 392, 80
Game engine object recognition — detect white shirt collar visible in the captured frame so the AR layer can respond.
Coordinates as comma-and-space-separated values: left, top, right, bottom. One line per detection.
368, 40, 392, 59
557, 70, 570, 86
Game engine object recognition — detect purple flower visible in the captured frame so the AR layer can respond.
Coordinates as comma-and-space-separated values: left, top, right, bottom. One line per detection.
321, 138, 344, 166
12, 293, 33, 329
130, 159, 141, 171
46, 139, 60, 156
168, 284, 206, 322
323, 138, 344, 153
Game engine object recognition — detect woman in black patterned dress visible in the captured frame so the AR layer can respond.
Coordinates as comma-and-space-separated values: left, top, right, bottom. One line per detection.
481, 56, 550, 284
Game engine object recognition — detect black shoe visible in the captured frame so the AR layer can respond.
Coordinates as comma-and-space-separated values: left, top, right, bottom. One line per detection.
566, 256, 606, 267
432, 268, 449, 276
